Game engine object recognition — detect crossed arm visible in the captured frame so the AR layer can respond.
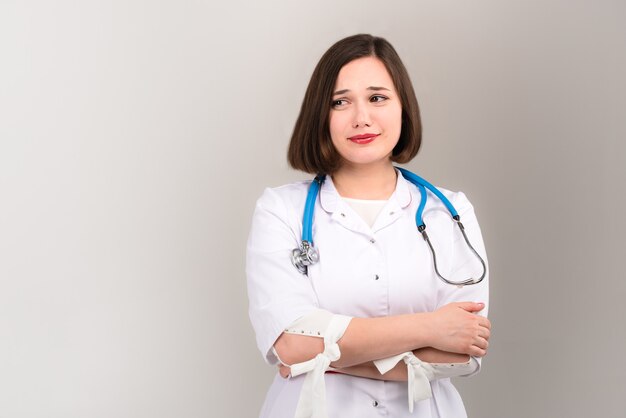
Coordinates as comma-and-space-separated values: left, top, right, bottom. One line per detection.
274, 302, 491, 381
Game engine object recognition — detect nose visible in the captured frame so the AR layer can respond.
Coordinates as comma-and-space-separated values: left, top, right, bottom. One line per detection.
352, 102, 371, 128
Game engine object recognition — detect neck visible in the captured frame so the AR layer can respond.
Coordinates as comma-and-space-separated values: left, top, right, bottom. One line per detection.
331, 161, 397, 199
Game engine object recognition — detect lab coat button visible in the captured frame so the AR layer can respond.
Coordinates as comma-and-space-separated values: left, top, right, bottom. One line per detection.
372, 400, 379, 407
374, 274, 379, 280
369, 238, 376, 244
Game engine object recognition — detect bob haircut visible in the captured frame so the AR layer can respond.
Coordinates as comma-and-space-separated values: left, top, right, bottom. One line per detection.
288, 34, 422, 175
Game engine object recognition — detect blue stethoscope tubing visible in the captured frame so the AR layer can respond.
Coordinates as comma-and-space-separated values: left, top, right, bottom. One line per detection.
291, 167, 486, 287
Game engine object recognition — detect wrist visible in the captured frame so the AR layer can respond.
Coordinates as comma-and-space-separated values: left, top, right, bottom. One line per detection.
412, 312, 435, 348
413, 347, 470, 364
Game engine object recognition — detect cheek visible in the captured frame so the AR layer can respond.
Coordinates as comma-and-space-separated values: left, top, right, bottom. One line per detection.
329, 113, 347, 143
329, 112, 345, 129
383, 107, 403, 136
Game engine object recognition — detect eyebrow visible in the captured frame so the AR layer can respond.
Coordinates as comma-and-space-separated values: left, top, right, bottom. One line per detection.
332, 86, 391, 96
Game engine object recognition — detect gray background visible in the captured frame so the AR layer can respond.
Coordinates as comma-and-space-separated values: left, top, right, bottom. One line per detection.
1, 0, 625, 417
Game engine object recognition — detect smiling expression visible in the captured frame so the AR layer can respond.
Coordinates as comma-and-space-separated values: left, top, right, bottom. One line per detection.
329, 56, 403, 169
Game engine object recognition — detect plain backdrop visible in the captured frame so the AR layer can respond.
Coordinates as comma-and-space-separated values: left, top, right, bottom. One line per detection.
1, 1, 625, 417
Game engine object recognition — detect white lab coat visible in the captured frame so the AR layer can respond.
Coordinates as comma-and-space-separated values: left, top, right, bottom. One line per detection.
247, 169, 489, 418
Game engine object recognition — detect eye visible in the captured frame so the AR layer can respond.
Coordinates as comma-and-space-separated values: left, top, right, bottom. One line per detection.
370, 95, 388, 103
331, 99, 348, 108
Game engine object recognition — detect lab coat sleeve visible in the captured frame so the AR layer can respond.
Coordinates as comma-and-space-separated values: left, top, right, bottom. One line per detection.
246, 186, 320, 365
436, 191, 490, 377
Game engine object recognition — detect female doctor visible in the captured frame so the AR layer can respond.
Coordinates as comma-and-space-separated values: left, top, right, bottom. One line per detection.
246, 34, 490, 418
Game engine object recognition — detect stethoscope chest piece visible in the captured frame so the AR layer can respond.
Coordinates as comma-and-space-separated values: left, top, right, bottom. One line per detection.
291, 241, 319, 275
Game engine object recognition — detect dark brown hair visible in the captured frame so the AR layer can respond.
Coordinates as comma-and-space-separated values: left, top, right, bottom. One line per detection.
287, 34, 422, 174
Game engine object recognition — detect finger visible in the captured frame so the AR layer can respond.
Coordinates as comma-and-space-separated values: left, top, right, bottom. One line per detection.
478, 317, 491, 330
468, 345, 487, 357
279, 365, 290, 379
478, 327, 491, 341
473, 336, 489, 350
456, 302, 485, 313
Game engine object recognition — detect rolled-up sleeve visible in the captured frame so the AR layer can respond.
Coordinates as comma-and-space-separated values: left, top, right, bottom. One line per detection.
246, 187, 320, 365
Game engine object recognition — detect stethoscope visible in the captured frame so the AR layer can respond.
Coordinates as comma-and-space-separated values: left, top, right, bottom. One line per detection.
291, 167, 486, 287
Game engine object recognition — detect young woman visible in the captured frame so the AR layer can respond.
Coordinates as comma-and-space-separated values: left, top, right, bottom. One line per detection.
247, 34, 490, 418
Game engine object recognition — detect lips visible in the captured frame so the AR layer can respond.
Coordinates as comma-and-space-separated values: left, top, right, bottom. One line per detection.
348, 133, 379, 144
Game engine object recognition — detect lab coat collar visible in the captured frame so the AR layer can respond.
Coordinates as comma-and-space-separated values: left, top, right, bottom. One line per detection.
319, 168, 412, 213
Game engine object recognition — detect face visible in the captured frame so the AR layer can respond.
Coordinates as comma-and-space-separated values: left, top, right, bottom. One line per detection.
329, 56, 403, 170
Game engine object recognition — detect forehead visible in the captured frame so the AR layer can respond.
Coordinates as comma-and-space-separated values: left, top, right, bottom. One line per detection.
334, 56, 395, 91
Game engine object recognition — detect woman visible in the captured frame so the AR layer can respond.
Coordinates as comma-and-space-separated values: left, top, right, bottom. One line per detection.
247, 34, 490, 418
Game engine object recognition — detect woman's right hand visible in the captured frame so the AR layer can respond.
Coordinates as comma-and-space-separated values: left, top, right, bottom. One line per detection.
425, 302, 491, 357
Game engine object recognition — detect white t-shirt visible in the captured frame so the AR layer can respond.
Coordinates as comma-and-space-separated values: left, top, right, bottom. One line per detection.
342, 196, 388, 228
246, 169, 489, 418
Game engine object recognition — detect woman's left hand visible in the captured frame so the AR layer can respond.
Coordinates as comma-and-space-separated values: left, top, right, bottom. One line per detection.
278, 364, 291, 379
